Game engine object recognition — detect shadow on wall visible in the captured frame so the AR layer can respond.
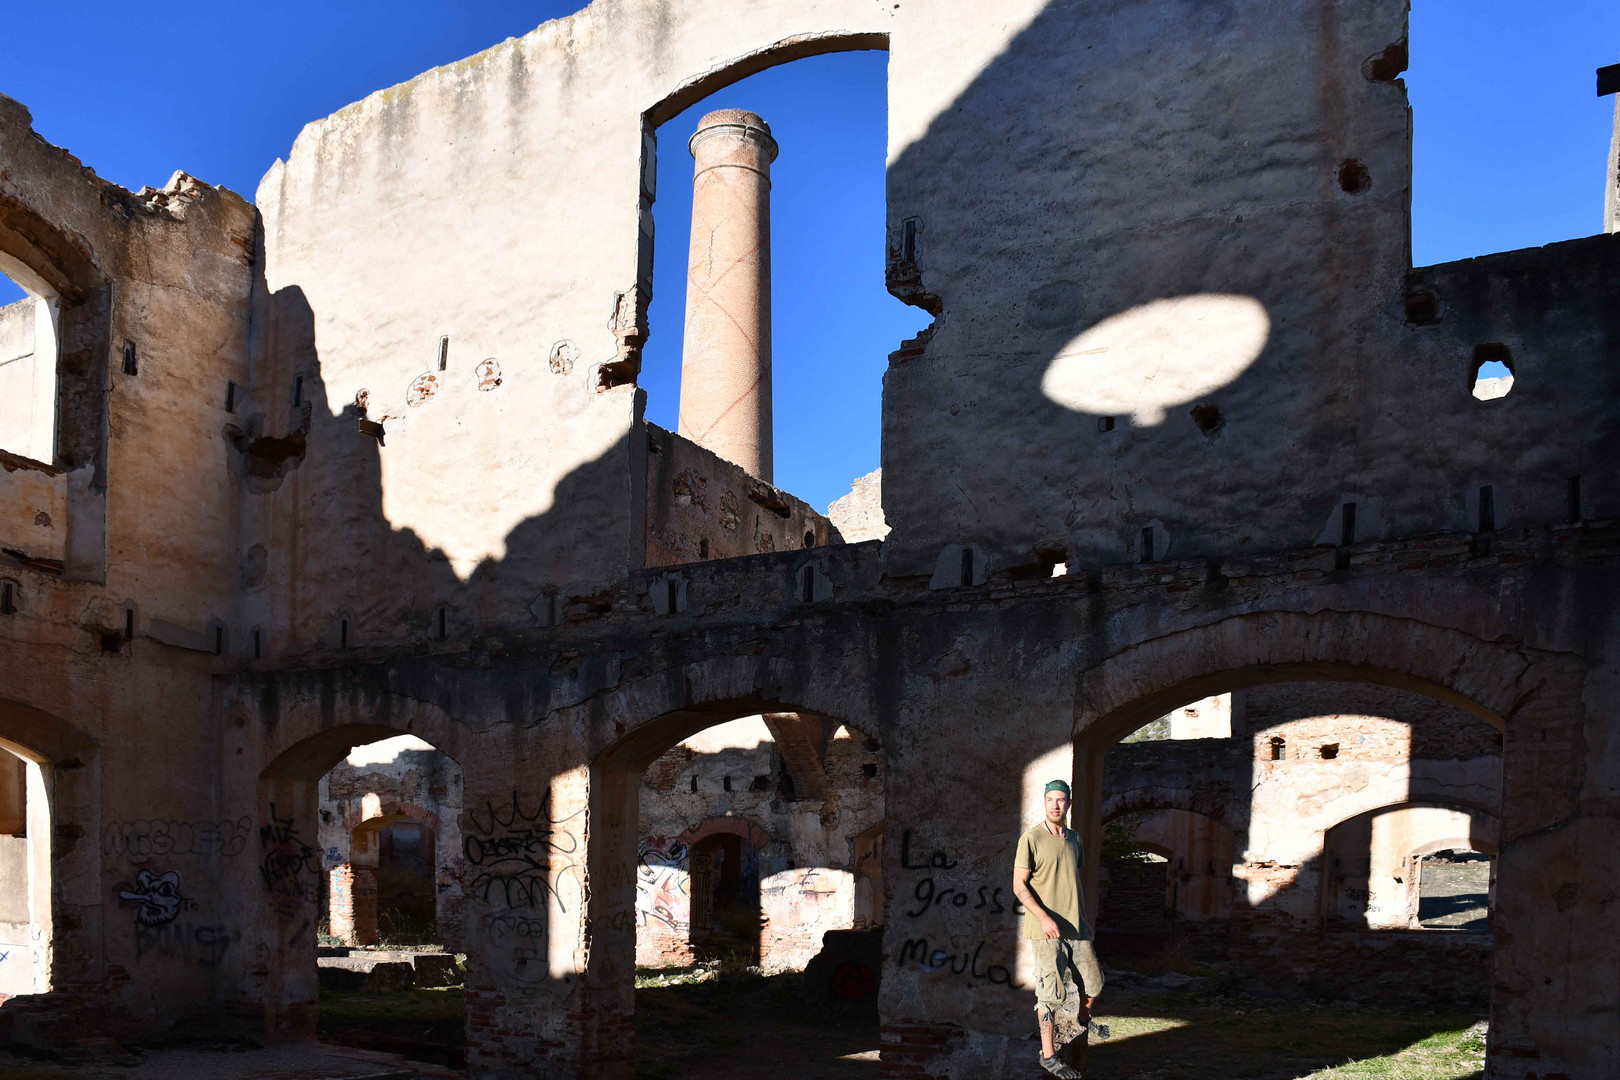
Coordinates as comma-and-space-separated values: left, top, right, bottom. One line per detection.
875, 0, 1619, 575
246, 283, 642, 659
216, 0, 1581, 1071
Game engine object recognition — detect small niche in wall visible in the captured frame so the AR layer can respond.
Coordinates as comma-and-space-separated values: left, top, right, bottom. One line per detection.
1477, 485, 1496, 533
1470, 343, 1514, 401
900, 217, 920, 263
1269, 736, 1286, 761
437, 335, 450, 372
122, 342, 138, 376
225, 381, 237, 414
2, 582, 18, 616
1320, 743, 1340, 760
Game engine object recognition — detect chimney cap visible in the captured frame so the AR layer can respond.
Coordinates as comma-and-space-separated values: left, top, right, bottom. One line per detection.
689, 109, 778, 162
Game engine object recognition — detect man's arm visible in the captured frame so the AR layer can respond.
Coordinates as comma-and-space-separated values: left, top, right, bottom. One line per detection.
1012, 865, 1061, 939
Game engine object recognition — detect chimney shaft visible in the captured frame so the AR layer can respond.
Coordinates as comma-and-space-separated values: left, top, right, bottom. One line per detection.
677, 109, 778, 482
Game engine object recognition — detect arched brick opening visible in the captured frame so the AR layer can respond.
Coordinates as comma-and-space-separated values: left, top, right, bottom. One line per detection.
1069, 610, 1533, 911
1101, 804, 1238, 925
585, 663, 883, 1077
335, 801, 444, 948
247, 689, 471, 1044
1321, 799, 1500, 932
1066, 608, 1579, 1061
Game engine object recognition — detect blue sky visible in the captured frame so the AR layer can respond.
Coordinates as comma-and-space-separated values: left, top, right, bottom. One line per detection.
2, 2, 1615, 510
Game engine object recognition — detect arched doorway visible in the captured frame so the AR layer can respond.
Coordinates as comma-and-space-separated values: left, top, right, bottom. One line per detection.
1089, 681, 1501, 991
593, 703, 886, 1075
257, 718, 467, 1066
687, 829, 759, 963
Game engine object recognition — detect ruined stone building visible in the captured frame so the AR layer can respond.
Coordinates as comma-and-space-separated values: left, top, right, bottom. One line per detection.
634, 714, 884, 973
316, 735, 466, 951
1, 1, 1618, 1078
1098, 688, 1499, 1002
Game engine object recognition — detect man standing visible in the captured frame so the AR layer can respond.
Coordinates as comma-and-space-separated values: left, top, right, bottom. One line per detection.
1013, 779, 1104, 1079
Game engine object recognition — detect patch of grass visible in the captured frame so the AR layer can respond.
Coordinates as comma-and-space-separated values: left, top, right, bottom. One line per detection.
1088, 997, 1486, 1080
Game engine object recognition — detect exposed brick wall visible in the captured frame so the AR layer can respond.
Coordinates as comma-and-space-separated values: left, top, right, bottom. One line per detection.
880, 1021, 963, 1077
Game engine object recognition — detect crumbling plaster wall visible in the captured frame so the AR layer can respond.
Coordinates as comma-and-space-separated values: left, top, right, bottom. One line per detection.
0, 0, 1615, 1077
879, 0, 1620, 579
245, 0, 891, 661
643, 424, 836, 568
0, 92, 256, 1036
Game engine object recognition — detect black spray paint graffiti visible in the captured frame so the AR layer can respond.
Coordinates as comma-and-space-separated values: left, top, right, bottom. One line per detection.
895, 829, 1020, 987
134, 922, 232, 968
897, 938, 1017, 986
117, 868, 187, 926
259, 803, 320, 902
463, 790, 584, 910
479, 910, 549, 985
103, 817, 252, 861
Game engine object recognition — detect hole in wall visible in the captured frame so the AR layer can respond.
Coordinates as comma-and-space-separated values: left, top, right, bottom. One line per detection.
1404, 291, 1441, 326
1337, 159, 1371, 194
1470, 343, 1514, 400
1189, 403, 1223, 436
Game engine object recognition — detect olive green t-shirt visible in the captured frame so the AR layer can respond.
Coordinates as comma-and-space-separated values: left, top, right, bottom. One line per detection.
1014, 823, 1089, 940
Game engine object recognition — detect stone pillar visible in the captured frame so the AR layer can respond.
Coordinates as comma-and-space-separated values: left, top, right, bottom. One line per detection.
678, 109, 778, 482
350, 865, 379, 946
327, 864, 357, 943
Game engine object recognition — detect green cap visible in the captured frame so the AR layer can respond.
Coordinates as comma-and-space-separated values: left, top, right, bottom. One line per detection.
1044, 779, 1071, 797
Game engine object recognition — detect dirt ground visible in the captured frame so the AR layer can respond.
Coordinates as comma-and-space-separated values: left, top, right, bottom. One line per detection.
1418, 862, 1491, 930
0, 974, 1487, 1079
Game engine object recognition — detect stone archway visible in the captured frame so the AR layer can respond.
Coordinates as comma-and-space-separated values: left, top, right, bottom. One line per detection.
1066, 608, 1587, 1072
240, 685, 473, 1044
